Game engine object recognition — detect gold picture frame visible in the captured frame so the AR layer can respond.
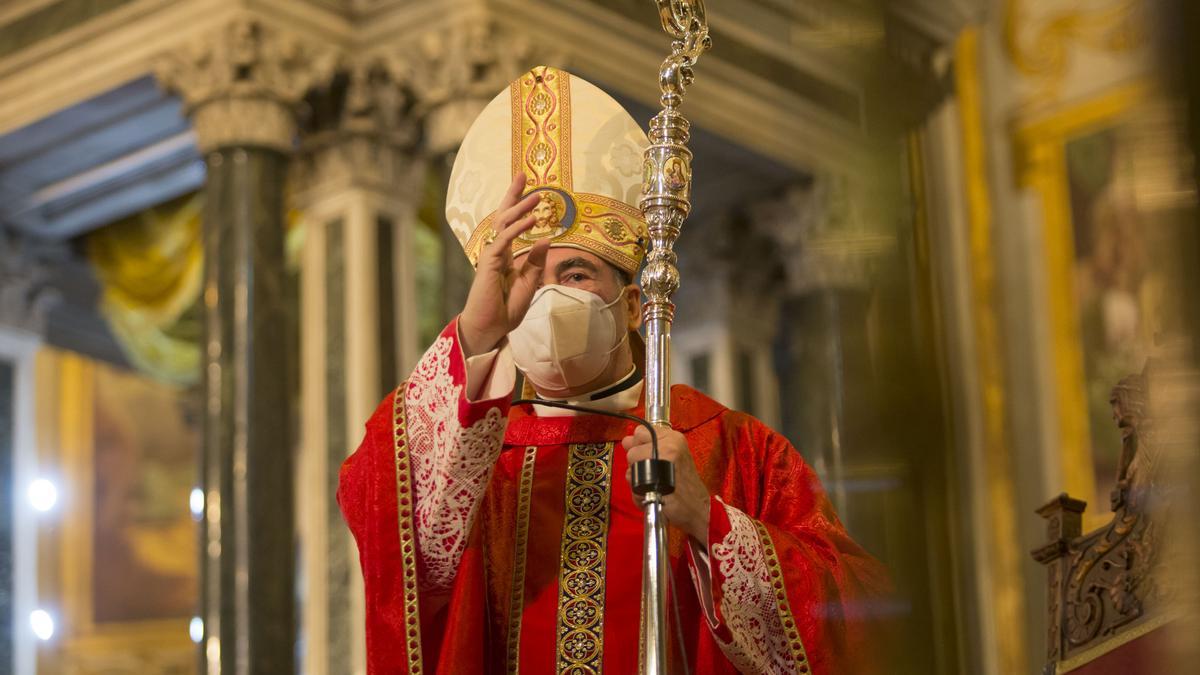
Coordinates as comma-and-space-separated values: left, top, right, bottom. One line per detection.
1013, 80, 1159, 529
35, 349, 197, 674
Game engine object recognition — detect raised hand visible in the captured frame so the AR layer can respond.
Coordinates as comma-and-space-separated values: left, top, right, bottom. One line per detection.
459, 172, 552, 357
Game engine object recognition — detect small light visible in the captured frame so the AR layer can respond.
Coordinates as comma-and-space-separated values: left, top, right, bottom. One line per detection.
189, 616, 203, 643
189, 488, 204, 518
28, 479, 58, 512
30, 609, 54, 641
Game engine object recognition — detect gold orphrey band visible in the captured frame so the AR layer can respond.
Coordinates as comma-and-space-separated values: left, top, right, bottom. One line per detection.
506, 446, 539, 673
755, 520, 811, 669
555, 442, 615, 673
392, 386, 424, 673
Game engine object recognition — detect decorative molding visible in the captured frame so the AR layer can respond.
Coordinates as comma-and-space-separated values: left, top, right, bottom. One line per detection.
154, 17, 340, 153
381, 17, 562, 154
1003, 0, 1145, 101
293, 55, 420, 201
0, 0, 876, 174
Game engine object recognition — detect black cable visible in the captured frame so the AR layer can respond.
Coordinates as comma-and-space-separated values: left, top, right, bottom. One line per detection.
510, 398, 693, 675
511, 398, 660, 459
666, 558, 692, 675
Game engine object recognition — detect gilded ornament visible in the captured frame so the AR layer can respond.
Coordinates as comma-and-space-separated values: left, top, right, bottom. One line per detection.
1003, 0, 1145, 103
554, 442, 613, 673
392, 390, 425, 673
505, 446, 538, 673
602, 217, 625, 241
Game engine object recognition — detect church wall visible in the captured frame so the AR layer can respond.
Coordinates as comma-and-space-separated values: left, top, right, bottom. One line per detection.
954, 1, 1177, 673
5, 1, 1185, 673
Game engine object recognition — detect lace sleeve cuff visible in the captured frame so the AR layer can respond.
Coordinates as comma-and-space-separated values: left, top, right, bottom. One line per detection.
696, 496, 810, 674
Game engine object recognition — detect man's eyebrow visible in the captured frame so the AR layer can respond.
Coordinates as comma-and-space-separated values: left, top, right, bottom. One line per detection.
554, 257, 599, 276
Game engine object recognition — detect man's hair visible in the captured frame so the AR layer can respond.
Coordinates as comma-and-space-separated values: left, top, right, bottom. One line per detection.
609, 262, 633, 287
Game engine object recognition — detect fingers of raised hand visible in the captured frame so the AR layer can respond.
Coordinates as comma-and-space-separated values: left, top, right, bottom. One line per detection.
482, 195, 539, 258
496, 172, 527, 213
496, 191, 540, 233
494, 210, 537, 248
520, 238, 550, 272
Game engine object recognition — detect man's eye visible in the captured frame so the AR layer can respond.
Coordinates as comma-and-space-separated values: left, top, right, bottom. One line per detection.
564, 272, 589, 283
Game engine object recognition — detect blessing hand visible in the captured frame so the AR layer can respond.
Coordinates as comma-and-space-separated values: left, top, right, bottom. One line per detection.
459, 172, 551, 357
622, 425, 711, 544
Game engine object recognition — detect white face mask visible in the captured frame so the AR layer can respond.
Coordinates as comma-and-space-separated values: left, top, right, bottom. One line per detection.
508, 284, 629, 393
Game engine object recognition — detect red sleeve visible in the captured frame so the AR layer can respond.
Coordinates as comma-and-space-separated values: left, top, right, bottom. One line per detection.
688, 420, 892, 675
337, 318, 512, 673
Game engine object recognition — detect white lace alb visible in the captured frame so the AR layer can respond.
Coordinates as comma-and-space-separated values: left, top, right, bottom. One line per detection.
709, 501, 801, 674
405, 336, 507, 591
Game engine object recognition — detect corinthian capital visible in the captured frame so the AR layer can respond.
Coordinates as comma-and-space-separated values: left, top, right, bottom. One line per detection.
293, 56, 419, 200
384, 18, 562, 154
752, 175, 894, 294
155, 18, 339, 153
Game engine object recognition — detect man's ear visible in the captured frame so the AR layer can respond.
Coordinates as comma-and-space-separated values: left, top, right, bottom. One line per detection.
623, 284, 643, 330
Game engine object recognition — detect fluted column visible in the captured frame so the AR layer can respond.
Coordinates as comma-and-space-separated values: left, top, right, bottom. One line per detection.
291, 57, 420, 675
155, 18, 336, 675
0, 231, 54, 675
752, 176, 892, 514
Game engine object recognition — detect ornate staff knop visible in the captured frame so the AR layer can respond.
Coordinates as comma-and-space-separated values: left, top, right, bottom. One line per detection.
633, 2, 710, 673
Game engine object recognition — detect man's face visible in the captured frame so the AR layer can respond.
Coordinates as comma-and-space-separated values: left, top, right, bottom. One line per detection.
517, 247, 641, 329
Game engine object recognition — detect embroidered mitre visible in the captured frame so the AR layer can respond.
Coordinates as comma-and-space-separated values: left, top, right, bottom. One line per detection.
445, 66, 650, 275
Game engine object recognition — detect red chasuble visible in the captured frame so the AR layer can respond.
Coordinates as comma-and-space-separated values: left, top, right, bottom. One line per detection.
339, 320, 890, 674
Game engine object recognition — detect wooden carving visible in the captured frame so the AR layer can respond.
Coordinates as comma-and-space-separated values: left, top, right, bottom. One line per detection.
1033, 368, 1172, 673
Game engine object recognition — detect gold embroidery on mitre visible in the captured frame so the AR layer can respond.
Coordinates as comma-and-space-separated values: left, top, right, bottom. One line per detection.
513, 66, 571, 189
554, 442, 614, 674
463, 65, 647, 274
464, 189, 647, 274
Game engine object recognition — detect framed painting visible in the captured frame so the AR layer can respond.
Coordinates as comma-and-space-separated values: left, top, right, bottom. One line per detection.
35, 349, 198, 674
1015, 81, 1189, 528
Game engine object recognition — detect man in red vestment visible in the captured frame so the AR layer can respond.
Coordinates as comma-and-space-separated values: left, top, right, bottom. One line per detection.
339, 66, 889, 674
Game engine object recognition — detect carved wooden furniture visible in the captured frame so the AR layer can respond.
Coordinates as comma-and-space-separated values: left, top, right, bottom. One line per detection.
1033, 370, 1176, 674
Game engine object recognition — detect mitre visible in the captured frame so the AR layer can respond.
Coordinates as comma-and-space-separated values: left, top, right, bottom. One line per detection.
445, 65, 650, 275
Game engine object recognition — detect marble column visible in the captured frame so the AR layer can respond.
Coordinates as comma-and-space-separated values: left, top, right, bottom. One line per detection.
291, 57, 421, 675
155, 18, 335, 675
0, 232, 54, 675
0, 358, 12, 673
753, 176, 893, 516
